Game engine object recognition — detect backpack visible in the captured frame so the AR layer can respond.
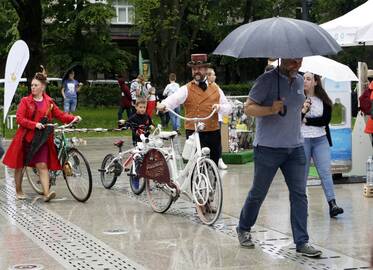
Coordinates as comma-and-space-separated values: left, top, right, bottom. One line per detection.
359, 87, 372, 115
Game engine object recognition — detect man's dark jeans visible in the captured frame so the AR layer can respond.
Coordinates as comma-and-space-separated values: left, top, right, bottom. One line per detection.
238, 145, 309, 248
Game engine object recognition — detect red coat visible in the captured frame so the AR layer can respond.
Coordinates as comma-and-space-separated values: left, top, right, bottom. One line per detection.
118, 79, 132, 108
3, 93, 75, 170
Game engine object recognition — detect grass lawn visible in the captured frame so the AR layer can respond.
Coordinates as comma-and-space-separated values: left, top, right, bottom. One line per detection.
2, 104, 351, 139
3, 106, 181, 139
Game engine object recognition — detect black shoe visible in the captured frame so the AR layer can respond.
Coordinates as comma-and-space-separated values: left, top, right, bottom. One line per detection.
328, 199, 344, 218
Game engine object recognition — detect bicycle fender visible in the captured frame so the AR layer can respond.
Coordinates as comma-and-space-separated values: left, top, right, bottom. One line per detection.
138, 149, 175, 187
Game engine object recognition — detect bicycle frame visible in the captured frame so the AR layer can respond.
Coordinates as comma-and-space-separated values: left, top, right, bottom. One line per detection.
48, 120, 79, 181
156, 109, 217, 205
102, 147, 142, 176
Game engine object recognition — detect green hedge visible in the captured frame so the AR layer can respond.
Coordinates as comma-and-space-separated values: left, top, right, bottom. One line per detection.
220, 82, 254, 96
0, 83, 254, 109
0, 84, 121, 109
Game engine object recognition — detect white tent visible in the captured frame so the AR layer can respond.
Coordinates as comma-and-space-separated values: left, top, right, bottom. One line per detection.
356, 23, 373, 43
320, 0, 373, 46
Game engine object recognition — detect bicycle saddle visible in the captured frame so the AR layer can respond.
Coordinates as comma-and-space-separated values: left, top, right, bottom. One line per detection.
158, 131, 178, 140
114, 140, 124, 147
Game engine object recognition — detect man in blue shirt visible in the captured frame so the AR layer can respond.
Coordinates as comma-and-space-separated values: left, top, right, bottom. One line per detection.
236, 58, 322, 258
61, 70, 82, 112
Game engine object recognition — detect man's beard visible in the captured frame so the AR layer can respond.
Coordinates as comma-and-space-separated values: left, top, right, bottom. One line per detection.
193, 72, 204, 82
280, 66, 298, 78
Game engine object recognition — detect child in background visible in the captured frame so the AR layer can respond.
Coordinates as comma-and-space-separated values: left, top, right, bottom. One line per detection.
163, 73, 181, 134
146, 86, 157, 117
125, 97, 154, 146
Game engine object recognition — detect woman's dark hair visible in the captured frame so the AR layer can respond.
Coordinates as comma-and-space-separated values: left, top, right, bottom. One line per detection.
312, 73, 333, 107
33, 72, 47, 85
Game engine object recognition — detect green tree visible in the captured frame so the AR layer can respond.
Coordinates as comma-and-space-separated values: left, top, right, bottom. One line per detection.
43, 0, 133, 78
132, 0, 301, 86
132, 0, 212, 85
1, 0, 132, 82
0, 0, 18, 77
9, 0, 44, 82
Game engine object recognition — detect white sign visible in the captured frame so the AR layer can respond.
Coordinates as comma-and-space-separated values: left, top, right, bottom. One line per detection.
4, 40, 29, 122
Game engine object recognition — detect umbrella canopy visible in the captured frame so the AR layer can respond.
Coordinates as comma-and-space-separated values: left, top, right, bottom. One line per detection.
320, 0, 373, 46
213, 17, 341, 59
300, 56, 358, 82
272, 56, 358, 82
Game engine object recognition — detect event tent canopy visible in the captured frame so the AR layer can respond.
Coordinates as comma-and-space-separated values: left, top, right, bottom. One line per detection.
320, 0, 373, 46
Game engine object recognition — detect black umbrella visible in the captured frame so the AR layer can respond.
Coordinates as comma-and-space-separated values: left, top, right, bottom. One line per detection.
61, 62, 84, 82
213, 17, 341, 58
213, 17, 342, 116
24, 106, 55, 166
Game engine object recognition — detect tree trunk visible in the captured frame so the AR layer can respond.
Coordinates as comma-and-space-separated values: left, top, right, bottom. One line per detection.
10, 0, 43, 87
243, 0, 254, 23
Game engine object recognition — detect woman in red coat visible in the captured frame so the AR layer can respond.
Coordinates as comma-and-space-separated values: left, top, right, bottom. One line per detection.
3, 72, 80, 202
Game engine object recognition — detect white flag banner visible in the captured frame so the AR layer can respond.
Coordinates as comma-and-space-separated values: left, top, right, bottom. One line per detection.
4, 40, 29, 122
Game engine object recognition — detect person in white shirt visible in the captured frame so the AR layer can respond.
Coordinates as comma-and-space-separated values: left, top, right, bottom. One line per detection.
207, 68, 229, 170
302, 72, 343, 218
163, 73, 181, 134
157, 53, 232, 165
130, 74, 154, 117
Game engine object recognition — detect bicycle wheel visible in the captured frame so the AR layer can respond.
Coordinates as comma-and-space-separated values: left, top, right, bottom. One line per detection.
63, 148, 92, 202
100, 153, 120, 189
146, 178, 174, 213
193, 158, 223, 225
25, 167, 44, 195
129, 158, 146, 195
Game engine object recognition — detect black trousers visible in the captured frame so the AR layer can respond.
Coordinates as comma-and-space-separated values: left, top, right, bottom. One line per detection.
158, 111, 170, 128
186, 129, 221, 165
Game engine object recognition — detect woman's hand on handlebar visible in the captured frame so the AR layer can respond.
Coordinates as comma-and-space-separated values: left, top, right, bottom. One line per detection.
73, 116, 82, 123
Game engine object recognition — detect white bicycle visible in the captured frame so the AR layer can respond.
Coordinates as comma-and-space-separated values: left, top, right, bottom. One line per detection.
139, 109, 223, 225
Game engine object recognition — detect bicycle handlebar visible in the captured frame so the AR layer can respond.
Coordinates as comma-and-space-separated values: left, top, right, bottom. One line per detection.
167, 108, 217, 122
53, 118, 81, 130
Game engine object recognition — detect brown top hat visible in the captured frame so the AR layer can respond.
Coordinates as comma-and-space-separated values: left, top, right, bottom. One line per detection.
187, 54, 210, 67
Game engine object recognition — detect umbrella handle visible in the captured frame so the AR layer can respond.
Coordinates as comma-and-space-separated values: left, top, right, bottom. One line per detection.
278, 105, 287, 117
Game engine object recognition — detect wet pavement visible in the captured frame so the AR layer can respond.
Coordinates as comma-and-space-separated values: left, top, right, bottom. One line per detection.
0, 137, 372, 270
